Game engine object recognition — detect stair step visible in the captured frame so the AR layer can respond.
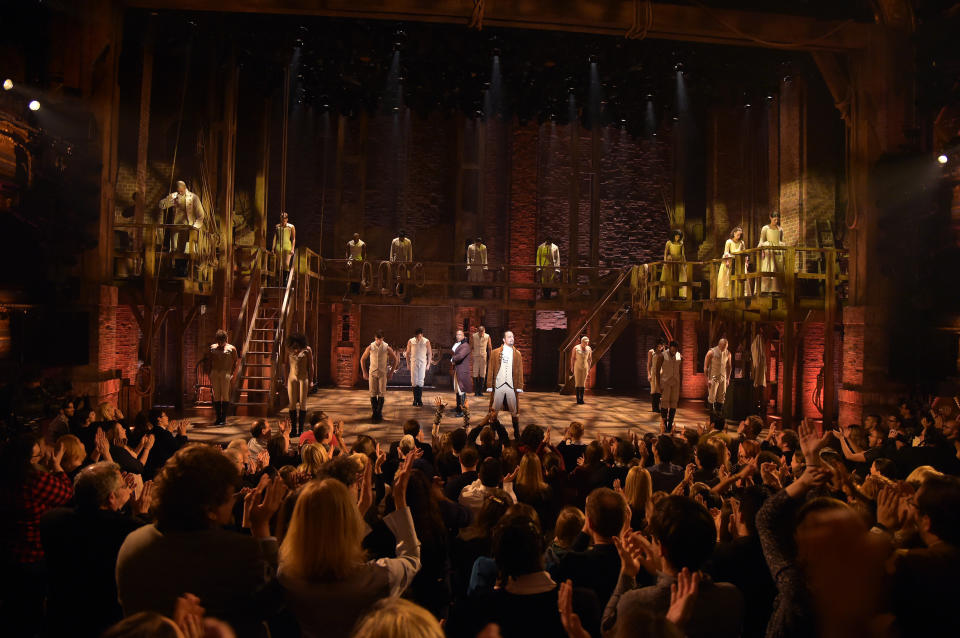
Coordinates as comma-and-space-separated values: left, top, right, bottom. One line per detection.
235, 401, 268, 407
250, 339, 273, 343
242, 376, 272, 380
240, 388, 270, 393
248, 351, 271, 355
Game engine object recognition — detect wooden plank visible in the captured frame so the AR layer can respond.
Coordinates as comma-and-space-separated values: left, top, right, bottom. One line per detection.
781, 247, 796, 427
823, 249, 837, 427
125, 1, 875, 52
134, 20, 154, 233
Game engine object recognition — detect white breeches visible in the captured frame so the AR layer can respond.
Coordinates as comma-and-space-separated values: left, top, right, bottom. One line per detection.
211, 372, 232, 402
410, 359, 427, 387
492, 385, 518, 416
661, 379, 680, 409
708, 376, 728, 404
287, 376, 308, 410
369, 371, 387, 397
574, 366, 588, 387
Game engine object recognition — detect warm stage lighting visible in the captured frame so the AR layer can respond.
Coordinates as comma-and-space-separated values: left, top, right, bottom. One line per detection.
2, 79, 12, 91
938, 154, 949, 165
28, 100, 40, 111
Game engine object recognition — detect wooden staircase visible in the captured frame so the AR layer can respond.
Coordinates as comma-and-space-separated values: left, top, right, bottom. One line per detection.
557, 267, 634, 395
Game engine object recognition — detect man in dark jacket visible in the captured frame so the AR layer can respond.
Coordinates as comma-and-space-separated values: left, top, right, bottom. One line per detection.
451, 328, 473, 417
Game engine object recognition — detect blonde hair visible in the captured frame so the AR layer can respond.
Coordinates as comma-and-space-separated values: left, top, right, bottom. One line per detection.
280, 479, 366, 582
398, 434, 416, 455
299, 442, 330, 477
56, 434, 86, 468
905, 465, 943, 488
623, 466, 653, 513
351, 598, 444, 638
515, 453, 548, 493
96, 401, 116, 422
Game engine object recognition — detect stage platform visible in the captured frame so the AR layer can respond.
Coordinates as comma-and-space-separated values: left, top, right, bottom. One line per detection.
187, 388, 714, 447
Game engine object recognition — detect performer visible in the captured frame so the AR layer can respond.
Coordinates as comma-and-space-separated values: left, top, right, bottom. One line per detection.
360, 330, 398, 423
405, 328, 432, 407
451, 329, 472, 417
469, 324, 492, 397
717, 227, 746, 299
758, 211, 784, 294
286, 333, 313, 436
389, 229, 413, 295
570, 336, 593, 405
159, 180, 206, 257
466, 236, 488, 299
536, 238, 560, 299
273, 211, 296, 285
486, 330, 524, 439
704, 338, 732, 419
659, 230, 688, 299
647, 338, 665, 412
208, 329, 238, 426
655, 340, 682, 432
346, 232, 367, 294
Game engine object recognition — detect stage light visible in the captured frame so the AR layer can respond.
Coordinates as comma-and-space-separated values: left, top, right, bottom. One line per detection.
587, 54, 599, 64
938, 154, 949, 164
29, 100, 40, 111
2, 79, 12, 91
673, 62, 683, 71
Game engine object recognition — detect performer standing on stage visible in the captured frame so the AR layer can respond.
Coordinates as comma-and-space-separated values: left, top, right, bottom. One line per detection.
361, 331, 398, 423
451, 329, 472, 417
466, 237, 488, 298
536, 238, 560, 299
659, 230, 688, 299
704, 338, 732, 419
570, 336, 593, 405
286, 333, 313, 436
647, 337, 665, 413
208, 329, 238, 426
469, 324, 492, 397
159, 180, 206, 271
273, 211, 296, 284
405, 328, 432, 407
655, 340, 682, 432
346, 232, 366, 294
486, 330, 524, 439
390, 229, 413, 295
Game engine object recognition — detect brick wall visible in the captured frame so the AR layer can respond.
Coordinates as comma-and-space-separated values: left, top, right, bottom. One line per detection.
509, 124, 538, 301
680, 318, 706, 399
331, 302, 360, 388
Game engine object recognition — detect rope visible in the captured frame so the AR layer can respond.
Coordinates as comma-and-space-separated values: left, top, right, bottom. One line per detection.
686, 0, 854, 50
626, 0, 654, 40
469, 0, 485, 31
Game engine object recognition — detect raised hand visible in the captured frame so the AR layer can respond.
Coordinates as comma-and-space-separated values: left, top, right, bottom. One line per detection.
278, 419, 289, 436
133, 480, 154, 514
174, 593, 206, 638
798, 419, 823, 466
249, 477, 289, 539
374, 442, 387, 474
358, 455, 374, 516
666, 568, 701, 629
392, 448, 419, 510
558, 580, 591, 638
176, 419, 188, 437
760, 462, 782, 489
613, 478, 623, 494
433, 395, 445, 410
877, 484, 906, 531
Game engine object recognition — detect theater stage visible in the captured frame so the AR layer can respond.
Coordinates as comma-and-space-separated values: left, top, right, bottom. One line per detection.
188, 388, 714, 446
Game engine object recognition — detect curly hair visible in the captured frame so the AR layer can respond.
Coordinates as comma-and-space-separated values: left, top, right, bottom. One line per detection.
153, 444, 239, 533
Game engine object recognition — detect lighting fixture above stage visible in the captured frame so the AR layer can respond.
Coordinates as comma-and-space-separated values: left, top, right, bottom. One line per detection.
29, 100, 40, 111
2, 79, 12, 91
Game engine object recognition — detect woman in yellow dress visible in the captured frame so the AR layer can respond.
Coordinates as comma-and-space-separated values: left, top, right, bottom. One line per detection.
717, 226, 745, 299
659, 230, 687, 299
758, 212, 784, 294
272, 211, 296, 284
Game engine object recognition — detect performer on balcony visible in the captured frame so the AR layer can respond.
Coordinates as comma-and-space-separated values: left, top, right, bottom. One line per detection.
717, 226, 746, 299
647, 337, 665, 413
570, 336, 593, 405
451, 328, 472, 417
704, 338, 731, 420
389, 229, 413, 295
758, 211, 784, 294
286, 333, 313, 436
486, 330, 524, 440
655, 340, 682, 432
346, 232, 366, 294
469, 324, 492, 398
158, 180, 205, 258
659, 230, 688, 300
209, 329, 238, 426
466, 236, 488, 298
361, 331, 398, 423
405, 328, 433, 407
536, 238, 560, 299
273, 211, 296, 286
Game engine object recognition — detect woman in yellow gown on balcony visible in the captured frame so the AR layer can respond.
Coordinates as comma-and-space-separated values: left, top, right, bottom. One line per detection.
758, 211, 784, 294
659, 229, 688, 299
717, 226, 745, 299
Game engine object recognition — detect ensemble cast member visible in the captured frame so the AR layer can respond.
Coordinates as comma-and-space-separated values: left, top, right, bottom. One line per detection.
704, 338, 732, 419
655, 340, 682, 432
486, 330, 524, 439
536, 238, 560, 299
466, 236, 488, 299
389, 230, 413, 295
717, 226, 746, 299
286, 333, 313, 436
647, 337, 665, 413
346, 232, 367, 294
451, 329, 473, 417
758, 211, 784, 294
361, 330, 398, 423
273, 211, 296, 285
158, 179, 206, 257
659, 230, 687, 299
405, 329, 433, 407
208, 329, 238, 426
570, 336, 593, 405
469, 325, 492, 397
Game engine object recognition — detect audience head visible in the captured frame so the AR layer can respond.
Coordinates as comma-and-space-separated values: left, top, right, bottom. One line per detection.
74, 461, 129, 511
906, 465, 943, 488
492, 515, 544, 579
147, 408, 169, 430
56, 434, 86, 472
351, 434, 377, 461
250, 419, 270, 440
401, 419, 421, 439
915, 475, 960, 546
398, 435, 416, 456
583, 441, 603, 467
695, 441, 720, 473
318, 454, 365, 488
654, 435, 676, 464
648, 495, 716, 572
515, 453, 548, 493
565, 421, 585, 441
351, 598, 443, 638
519, 424, 545, 450
449, 428, 467, 454
101, 612, 181, 638
870, 457, 897, 480
300, 443, 329, 477
154, 445, 239, 532
554, 506, 586, 548
463, 489, 511, 539
459, 446, 479, 471
739, 415, 764, 440
624, 466, 652, 510
585, 487, 628, 539
478, 457, 503, 488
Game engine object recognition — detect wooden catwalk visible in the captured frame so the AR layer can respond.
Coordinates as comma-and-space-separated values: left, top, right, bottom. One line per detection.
188, 389, 713, 446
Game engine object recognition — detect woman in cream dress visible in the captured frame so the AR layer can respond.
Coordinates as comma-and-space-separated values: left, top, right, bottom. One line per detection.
758, 212, 784, 294
717, 226, 746, 299
659, 230, 688, 299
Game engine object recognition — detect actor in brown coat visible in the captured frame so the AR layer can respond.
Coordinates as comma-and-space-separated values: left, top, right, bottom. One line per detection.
485, 330, 524, 439
451, 328, 472, 417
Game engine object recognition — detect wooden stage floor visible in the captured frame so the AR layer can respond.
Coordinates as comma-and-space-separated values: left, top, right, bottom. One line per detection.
188, 388, 713, 446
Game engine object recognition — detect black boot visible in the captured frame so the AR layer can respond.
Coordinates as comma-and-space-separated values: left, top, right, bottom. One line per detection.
378, 396, 385, 421
370, 398, 380, 423
213, 402, 221, 425
580, 388, 586, 404
660, 408, 669, 432
417, 386, 423, 406
288, 409, 297, 434
412, 387, 418, 407
217, 401, 227, 425
475, 378, 482, 397
455, 392, 464, 417
298, 409, 307, 435
511, 415, 520, 440
714, 402, 723, 419
652, 393, 661, 413
668, 408, 677, 431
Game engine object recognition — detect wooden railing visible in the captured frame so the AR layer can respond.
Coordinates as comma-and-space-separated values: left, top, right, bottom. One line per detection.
267, 261, 298, 413
112, 222, 219, 290
229, 250, 264, 407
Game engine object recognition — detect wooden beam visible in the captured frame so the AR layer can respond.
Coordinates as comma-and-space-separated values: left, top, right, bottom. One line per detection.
124, 1, 875, 52
134, 19, 154, 233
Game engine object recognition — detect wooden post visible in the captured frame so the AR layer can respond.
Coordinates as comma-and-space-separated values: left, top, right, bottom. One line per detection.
213, 57, 238, 331
781, 247, 796, 427
134, 20, 154, 239
823, 249, 837, 427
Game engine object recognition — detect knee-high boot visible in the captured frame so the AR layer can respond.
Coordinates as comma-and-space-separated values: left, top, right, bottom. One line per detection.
660, 408, 669, 432
668, 408, 677, 431
455, 392, 463, 417
213, 402, 221, 425
417, 386, 423, 406
652, 393, 661, 413
412, 387, 418, 407
298, 409, 307, 435
378, 396, 385, 421
288, 409, 297, 434
475, 378, 483, 397
370, 398, 379, 422
511, 415, 520, 441
218, 401, 227, 425
714, 402, 723, 418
